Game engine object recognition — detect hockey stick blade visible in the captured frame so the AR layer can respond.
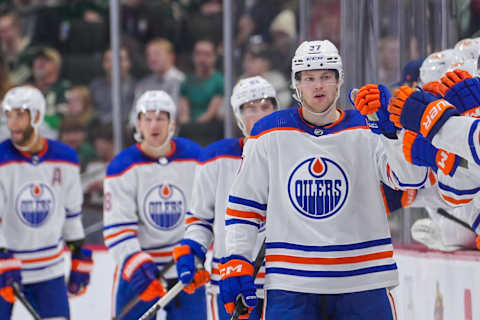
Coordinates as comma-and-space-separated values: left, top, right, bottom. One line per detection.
12, 282, 42, 320
113, 259, 176, 320
138, 281, 184, 320
230, 239, 266, 320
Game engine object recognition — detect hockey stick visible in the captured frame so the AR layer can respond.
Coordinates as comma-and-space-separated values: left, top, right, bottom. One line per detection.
138, 280, 184, 320
137, 257, 208, 320
230, 239, 266, 320
436, 208, 475, 232
113, 259, 175, 320
12, 282, 42, 320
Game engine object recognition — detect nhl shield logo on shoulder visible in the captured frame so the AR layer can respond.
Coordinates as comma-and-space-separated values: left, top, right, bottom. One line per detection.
287, 157, 349, 219
143, 183, 186, 230
15, 183, 55, 227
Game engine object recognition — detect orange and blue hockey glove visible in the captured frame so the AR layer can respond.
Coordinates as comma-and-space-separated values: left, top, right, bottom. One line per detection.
121, 251, 166, 302
354, 84, 397, 138
173, 239, 210, 294
68, 248, 93, 296
422, 81, 448, 97
440, 69, 480, 118
403, 130, 460, 177
0, 250, 21, 303
219, 256, 256, 319
388, 86, 458, 141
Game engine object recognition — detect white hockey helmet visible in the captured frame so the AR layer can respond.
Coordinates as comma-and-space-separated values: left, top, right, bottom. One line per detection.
231, 76, 278, 136
2, 86, 45, 129
454, 38, 480, 60
419, 49, 460, 84
447, 58, 479, 77
291, 40, 343, 92
134, 90, 176, 142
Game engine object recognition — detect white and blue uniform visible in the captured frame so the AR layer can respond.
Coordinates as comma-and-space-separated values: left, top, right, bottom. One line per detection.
104, 138, 207, 320
184, 138, 266, 320
0, 138, 84, 318
224, 108, 428, 319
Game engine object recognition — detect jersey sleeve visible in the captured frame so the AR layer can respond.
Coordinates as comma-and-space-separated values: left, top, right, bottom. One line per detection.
62, 156, 85, 241
432, 117, 480, 169
103, 169, 141, 266
225, 138, 268, 261
375, 131, 429, 191
183, 159, 217, 250
428, 117, 480, 206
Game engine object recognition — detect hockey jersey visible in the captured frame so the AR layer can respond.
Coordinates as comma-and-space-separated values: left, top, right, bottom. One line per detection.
225, 108, 428, 294
184, 138, 266, 296
0, 139, 84, 284
103, 138, 201, 279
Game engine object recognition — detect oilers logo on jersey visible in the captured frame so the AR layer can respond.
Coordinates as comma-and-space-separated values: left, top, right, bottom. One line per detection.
288, 157, 349, 219
15, 182, 55, 227
142, 183, 186, 230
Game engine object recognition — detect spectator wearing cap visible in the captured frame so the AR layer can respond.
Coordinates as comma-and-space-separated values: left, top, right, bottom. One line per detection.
31, 47, 71, 137
241, 43, 291, 108
394, 58, 424, 89
0, 12, 34, 85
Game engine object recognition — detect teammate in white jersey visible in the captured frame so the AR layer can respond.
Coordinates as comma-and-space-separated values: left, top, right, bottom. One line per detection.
103, 90, 207, 320
218, 40, 428, 320
0, 86, 93, 319
173, 76, 278, 320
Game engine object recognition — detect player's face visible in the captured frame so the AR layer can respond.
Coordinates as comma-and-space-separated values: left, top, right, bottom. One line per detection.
240, 98, 276, 135
138, 110, 171, 147
297, 70, 339, 113
5, 108, 35, 145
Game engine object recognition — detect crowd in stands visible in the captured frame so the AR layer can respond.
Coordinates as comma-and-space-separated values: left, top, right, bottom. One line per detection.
2, 0, 478, 244
0, 0, 307, 242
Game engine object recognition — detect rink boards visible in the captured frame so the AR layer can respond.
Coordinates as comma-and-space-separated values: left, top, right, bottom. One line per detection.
12, 245, 480, 319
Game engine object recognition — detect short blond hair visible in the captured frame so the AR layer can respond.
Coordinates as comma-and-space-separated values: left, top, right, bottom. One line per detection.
147, 38, 174, 54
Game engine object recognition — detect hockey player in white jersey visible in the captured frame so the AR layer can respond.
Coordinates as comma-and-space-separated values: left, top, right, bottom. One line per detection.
0, 86, 93, 319
219, 40, 428, 320
103, 90, 207, 320
172, 76, 278, 320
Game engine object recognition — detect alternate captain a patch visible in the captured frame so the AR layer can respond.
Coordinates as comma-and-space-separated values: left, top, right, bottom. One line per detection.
288, 157, 349, 219
142, 183, 186, 230
15, 182, 55, 227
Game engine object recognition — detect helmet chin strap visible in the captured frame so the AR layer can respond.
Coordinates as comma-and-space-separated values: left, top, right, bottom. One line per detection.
13, 127, 39, 152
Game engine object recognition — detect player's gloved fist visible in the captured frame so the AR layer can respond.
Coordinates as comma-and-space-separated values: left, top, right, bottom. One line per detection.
219, 256, 256, 319
173, 239, 209, 294
0, 250, 21, 303
422, 81, 448, 97
122, 251, 166, 301
388, 86, 458, 141
403, 130, 460, 177
68, 248, 93, 296
440, 69, 480, 117
354, 84, 397, 137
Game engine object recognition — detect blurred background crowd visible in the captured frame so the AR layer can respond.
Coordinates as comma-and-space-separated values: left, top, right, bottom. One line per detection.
0, 0, 478, 245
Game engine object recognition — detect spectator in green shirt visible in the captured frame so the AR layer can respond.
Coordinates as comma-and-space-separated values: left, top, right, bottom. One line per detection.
179, 39, 224, 124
